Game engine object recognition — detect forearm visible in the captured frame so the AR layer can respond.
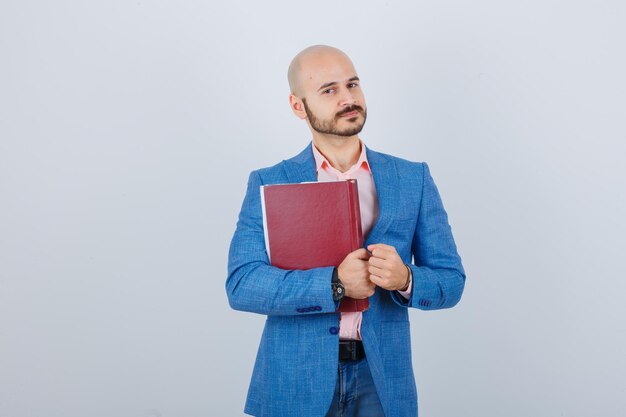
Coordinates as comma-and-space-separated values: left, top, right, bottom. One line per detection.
226, 252, 336, 316
390, 262, 464, 309
407, 264, 465, 309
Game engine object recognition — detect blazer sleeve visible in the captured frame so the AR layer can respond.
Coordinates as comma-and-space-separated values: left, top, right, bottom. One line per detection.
390, 162, 466, 310
226, 170, 338, 316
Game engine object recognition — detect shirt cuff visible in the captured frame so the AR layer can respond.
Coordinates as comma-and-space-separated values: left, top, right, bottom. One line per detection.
397, 266, 413, 300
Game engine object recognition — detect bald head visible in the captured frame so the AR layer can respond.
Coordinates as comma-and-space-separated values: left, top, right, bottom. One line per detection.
287, 45, 355, 97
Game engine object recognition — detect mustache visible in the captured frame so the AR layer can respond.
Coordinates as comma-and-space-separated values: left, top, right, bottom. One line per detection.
336, 105, 365, 117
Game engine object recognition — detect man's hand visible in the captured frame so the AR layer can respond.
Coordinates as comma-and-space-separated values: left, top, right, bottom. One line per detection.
367, 244, 409, 291
337, 248, 376, 299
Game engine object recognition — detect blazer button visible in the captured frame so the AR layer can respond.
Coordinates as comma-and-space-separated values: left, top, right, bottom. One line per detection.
329, 326, 338, 335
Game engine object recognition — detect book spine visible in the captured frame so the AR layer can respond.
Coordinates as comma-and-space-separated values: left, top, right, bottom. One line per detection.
343, 179, 369, 312
347, 179, 363, 249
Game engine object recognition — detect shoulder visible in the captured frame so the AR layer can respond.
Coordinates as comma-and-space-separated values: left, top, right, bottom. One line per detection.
248, 144, 311, 184
366, 147, 428, 179
254, 160, 285, 177
246, 161, 286, 185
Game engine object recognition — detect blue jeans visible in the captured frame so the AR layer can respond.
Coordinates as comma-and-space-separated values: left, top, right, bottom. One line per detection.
324, 357, 386, 417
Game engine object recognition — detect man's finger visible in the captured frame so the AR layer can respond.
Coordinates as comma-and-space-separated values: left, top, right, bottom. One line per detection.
369, 247, 391, 260
351, 248, 370, 260
368, 265, 384, 276
369, 274, 383, 285
367, 243, 395, 253
368, 256, 386, 268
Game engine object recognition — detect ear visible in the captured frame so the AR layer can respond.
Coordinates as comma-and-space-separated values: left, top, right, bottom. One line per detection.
289, 94, 308, 120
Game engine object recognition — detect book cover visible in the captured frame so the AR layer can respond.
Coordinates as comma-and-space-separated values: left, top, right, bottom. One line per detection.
261, 179, 369, 312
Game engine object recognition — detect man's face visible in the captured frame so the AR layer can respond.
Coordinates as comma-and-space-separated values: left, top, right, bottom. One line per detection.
297, 53, 367, 137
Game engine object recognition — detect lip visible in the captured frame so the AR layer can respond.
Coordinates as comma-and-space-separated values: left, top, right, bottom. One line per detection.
339, 111, 359, 118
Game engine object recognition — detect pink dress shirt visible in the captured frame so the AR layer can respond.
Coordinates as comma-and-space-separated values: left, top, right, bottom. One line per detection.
312, 142, 413, 341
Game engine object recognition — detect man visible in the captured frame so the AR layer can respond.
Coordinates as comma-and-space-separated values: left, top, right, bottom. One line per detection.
226, 45, 465, 417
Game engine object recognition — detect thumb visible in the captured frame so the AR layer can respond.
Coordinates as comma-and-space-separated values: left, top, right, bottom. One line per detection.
351, 248, 370, 260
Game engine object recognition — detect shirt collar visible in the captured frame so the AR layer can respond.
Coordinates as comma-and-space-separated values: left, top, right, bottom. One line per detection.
312, 141, 371, 174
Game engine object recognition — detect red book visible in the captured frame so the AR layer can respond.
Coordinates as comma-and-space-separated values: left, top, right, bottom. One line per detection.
261, 179, 369, 312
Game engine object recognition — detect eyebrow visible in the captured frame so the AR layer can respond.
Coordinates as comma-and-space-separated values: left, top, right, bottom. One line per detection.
317, 76, 360, 92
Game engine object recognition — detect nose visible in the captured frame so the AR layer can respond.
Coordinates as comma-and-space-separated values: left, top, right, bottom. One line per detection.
338, 88, 357, 106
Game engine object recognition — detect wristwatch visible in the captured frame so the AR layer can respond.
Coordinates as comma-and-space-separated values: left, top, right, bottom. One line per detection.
331, 267, 345, 302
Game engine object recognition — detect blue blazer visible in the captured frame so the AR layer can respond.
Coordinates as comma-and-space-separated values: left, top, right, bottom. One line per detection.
227, 143, 465, 417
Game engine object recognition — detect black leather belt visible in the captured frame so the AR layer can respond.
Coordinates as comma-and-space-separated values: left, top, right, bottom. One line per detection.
339, 340, 366, 361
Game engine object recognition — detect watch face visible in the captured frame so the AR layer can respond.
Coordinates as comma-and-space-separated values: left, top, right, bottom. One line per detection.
333, 283, 345, 301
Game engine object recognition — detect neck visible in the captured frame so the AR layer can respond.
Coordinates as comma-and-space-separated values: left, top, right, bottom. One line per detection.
311, 135, 361, 173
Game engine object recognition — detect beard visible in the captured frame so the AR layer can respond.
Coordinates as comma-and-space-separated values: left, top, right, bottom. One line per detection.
302, 98, 367, 137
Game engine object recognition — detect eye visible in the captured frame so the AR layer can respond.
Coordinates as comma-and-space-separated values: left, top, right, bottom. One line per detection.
348, 82, 359, 88
322, 88, 335, 94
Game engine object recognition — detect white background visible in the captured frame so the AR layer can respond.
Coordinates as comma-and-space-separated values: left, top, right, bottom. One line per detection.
1, 1, 625, 416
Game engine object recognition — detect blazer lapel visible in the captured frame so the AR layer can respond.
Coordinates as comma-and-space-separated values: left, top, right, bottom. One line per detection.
282, 142, 317, 183
365, 147, 398, 246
